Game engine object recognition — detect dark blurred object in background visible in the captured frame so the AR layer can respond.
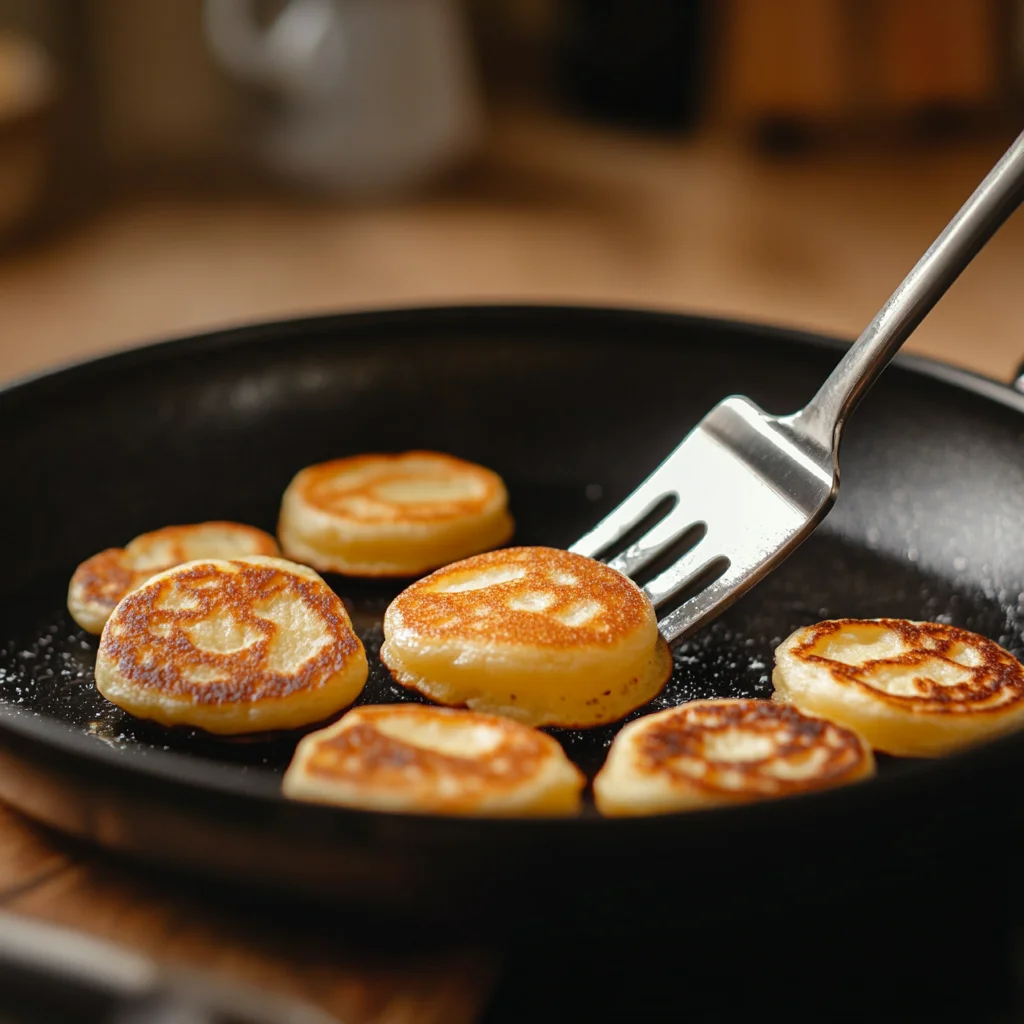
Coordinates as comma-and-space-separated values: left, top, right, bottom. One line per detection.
0, 28, 58, 244
552, 0, 706, 132
716, 0, 1021, 150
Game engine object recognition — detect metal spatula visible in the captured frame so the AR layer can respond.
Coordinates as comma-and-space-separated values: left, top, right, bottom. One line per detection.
571, 130, 1024, 645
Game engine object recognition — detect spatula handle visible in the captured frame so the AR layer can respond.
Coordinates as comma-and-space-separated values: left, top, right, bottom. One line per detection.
793, 129, 1024, 451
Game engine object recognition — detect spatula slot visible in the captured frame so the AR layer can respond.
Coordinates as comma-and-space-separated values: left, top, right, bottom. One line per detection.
655, 556, 731, 623
592, 493, 677, 562
633, 522, 707, 590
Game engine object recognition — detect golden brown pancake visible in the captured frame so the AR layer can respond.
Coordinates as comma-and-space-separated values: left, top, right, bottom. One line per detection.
594, 698, 874, 816
95, 555, 367, 734
67, 522, 280, 634
772, 618, 1024, 757
277, 451, 514, 577
283, 704, 584, 816
380, 546, 672, 728
68, 549, 138, 634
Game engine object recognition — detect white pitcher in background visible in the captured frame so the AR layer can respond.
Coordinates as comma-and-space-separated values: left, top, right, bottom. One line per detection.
203, 0, 483, 197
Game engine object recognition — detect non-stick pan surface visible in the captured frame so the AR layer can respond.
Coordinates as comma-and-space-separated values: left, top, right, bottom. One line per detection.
2, 305, 1024, 926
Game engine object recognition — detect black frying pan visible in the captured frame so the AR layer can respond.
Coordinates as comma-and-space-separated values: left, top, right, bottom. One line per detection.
3, 305, 1024, 930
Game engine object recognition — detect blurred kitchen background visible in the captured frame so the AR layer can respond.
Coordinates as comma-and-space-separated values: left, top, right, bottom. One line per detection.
1, 0, 1024, 383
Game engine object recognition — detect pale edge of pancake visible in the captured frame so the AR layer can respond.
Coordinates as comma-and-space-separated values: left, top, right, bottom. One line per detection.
278, 509, 514, 577
380, 633, 672, 729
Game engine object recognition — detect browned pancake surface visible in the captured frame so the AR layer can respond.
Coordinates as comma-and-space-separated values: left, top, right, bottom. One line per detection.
305, 706, 556, 797
69, 548, 138, 618
296, 451, 505, 524
634, 699, 870, 798
125, 521, 279, 568
100, 559, 361, 705
790, 618, 1024, 714
69, 522, 281, 632
388, 546, 651, 648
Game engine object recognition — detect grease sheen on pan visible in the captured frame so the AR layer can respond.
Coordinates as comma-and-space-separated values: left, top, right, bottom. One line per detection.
95, 555, 367, 734
594, 698, 874, 816
278, 451, 514, 577
380, 546, 672, 728
67, 521, 280, 634
772, 618, 1024, 757
283, 704, 584, 816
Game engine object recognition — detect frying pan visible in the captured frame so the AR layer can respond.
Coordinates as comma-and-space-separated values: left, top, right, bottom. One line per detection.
2, 304, 1024, 930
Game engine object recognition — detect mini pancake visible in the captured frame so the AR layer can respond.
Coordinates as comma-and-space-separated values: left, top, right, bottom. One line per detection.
95, 555, 367, 734
593, 699, 874, 816
772, 618, 1024, 757
68, 521, 280, 634
68, 548, 138, 635
283, 704, 584, 816
380, 546, 672, 728
277, 451, 514, 577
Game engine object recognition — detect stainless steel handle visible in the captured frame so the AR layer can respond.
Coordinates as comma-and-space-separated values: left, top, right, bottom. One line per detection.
792, 130, 1024, 450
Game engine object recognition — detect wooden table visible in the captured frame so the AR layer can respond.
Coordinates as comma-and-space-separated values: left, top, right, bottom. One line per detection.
0, 804, 497, 1022
1, 111, 1023, 1021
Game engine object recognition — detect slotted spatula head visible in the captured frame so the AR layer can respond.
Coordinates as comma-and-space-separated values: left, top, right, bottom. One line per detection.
570, 397, 837, 644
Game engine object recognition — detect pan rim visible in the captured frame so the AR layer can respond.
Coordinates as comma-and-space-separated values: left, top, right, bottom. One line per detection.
1, 301, 1021, 836
3, 301, 1021, 414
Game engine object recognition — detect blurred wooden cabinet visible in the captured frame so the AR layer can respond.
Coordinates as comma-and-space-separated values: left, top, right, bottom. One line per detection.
716, 0, 1010, 132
